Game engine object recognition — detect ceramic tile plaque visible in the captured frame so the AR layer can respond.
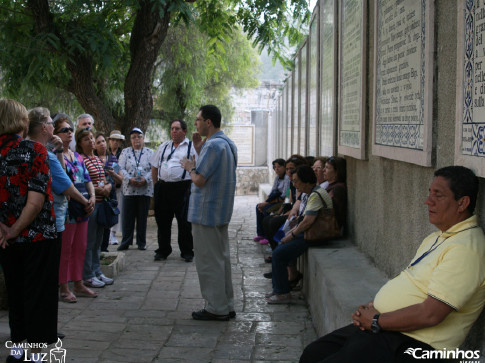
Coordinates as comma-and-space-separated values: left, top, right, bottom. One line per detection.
320, 0, 337, 157
372, 0, 433, 166
338, 0, 366, 160
300, 42, 308, 155
308, 9, 319, 157
455, 0, 485, 177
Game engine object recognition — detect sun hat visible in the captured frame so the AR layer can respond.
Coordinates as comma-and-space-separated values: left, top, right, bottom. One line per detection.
109, 130, 125, 140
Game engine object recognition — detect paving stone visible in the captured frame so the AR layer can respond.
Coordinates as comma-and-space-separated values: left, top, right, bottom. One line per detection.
0, 195, 317, 362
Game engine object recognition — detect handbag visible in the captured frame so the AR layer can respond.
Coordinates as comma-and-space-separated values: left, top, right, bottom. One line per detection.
68, 183, 89, 221
304, 191, 341, 242
97, 197, 120, 228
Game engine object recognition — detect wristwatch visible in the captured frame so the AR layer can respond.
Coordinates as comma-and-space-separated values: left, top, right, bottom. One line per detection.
371, 314, 381, 333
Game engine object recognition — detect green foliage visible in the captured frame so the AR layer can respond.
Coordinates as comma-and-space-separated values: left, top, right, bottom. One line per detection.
0, 0, 309, 133
152, 21, 260, 141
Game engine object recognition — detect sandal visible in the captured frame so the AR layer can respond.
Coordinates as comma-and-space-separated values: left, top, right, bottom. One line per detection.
73, 287, 98, 298
60, 292, 77, 303
289, 272, 303, 289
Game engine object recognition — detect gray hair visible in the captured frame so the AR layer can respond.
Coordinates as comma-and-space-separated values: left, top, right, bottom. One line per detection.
76, 113, 94, 125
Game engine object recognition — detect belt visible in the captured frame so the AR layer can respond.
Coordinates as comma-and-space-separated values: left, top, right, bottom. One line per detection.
158, 179, 191, 185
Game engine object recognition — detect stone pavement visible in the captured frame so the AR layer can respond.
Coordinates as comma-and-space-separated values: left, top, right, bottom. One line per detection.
0, 195, 317, 362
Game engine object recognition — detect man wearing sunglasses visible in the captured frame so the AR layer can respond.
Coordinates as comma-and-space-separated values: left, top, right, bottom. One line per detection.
150, 120, 197, 263
300, 166, 485, 362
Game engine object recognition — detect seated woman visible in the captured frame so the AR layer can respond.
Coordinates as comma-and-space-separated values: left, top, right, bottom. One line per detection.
284, 155, 348, 288
261, 154, 308, 254
324, 156, 347, 235
312, 156, 329, 189
265, 165, 334, 304
254, 158, 290, 244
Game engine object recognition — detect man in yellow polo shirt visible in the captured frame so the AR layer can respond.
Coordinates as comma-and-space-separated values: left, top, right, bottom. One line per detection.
300, 166, 485, 362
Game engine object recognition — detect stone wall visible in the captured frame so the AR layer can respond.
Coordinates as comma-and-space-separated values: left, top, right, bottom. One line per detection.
236, 166, 270, 195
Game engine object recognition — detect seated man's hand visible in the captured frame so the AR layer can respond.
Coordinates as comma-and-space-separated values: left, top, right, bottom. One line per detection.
352, 302, 379, 331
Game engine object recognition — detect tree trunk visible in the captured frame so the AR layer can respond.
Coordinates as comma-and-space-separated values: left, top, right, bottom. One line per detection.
27, 0, 173, 138
121, 0, 172, 136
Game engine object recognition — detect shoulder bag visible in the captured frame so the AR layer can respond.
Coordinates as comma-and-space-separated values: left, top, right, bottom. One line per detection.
304, 191, 341, 242
97, 197, 120, 228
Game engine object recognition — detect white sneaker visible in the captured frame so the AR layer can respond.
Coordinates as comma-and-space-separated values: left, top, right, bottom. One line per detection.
97, 273, 114, 285
109, 232, 119, 245
84, 277, 105, 288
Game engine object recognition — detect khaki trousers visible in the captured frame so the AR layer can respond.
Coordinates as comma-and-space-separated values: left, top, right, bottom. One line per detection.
192, 223, 234, 315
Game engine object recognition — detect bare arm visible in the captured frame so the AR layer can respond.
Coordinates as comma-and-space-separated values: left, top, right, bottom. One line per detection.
189, 171, 206, 187
63, 184, 89, 205
180, 155, 206, 187
0, 191, 44, 243
192, 132, 205, 155
280, 214, 317, 244
352, 296, 453, 332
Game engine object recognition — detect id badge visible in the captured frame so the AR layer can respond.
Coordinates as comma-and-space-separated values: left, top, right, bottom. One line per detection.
98, 181, 105, 187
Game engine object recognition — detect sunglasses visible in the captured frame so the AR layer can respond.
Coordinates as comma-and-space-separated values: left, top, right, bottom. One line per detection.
57, 127, 74, 134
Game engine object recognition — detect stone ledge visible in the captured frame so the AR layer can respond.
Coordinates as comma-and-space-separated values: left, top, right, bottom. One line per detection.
302, 239, 387, 336
100, 252, 125, 278
258, 183, 272, 202
302, 240, 485, 357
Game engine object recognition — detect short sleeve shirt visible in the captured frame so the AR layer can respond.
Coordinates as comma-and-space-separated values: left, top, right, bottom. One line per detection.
374, 215, 485, 349
48, 151, 72, 232
0, 135, 56, 243
150, 138, 197, 182
82, 154, 107, 203
187, 131, 237, 226
303, 186, 333, 216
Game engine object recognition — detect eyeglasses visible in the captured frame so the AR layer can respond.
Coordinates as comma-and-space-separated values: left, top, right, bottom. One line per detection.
81, 127, 92, 132
130, 134, 143, 139
57, 127, 74, 134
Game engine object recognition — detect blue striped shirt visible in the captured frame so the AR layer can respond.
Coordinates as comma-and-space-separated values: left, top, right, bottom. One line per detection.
188, 131, 237, 226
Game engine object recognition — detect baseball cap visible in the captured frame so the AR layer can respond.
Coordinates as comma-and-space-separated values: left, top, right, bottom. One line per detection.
129, 127, 143, 135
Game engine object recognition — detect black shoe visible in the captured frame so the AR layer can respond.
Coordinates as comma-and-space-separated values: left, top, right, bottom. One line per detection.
264, 272, 272, 279
137, 245, 146, 250
182, 255, 193, 263
154, 253, 167, 261
229, 311, 236, 319
192, 309, 230, 321
57, 332, 66, 339
117, 244, 129, 251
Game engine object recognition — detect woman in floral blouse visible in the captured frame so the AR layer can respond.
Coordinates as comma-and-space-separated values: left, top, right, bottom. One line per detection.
0, 99, 58, 359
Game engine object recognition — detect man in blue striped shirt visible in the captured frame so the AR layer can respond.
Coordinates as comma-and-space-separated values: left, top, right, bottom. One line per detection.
181, 105, 238, 321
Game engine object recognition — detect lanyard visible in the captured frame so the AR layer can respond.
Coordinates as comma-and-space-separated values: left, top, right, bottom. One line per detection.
83, 153, 104, 180
409, 225, 478, 267
132, 148, 144, 169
